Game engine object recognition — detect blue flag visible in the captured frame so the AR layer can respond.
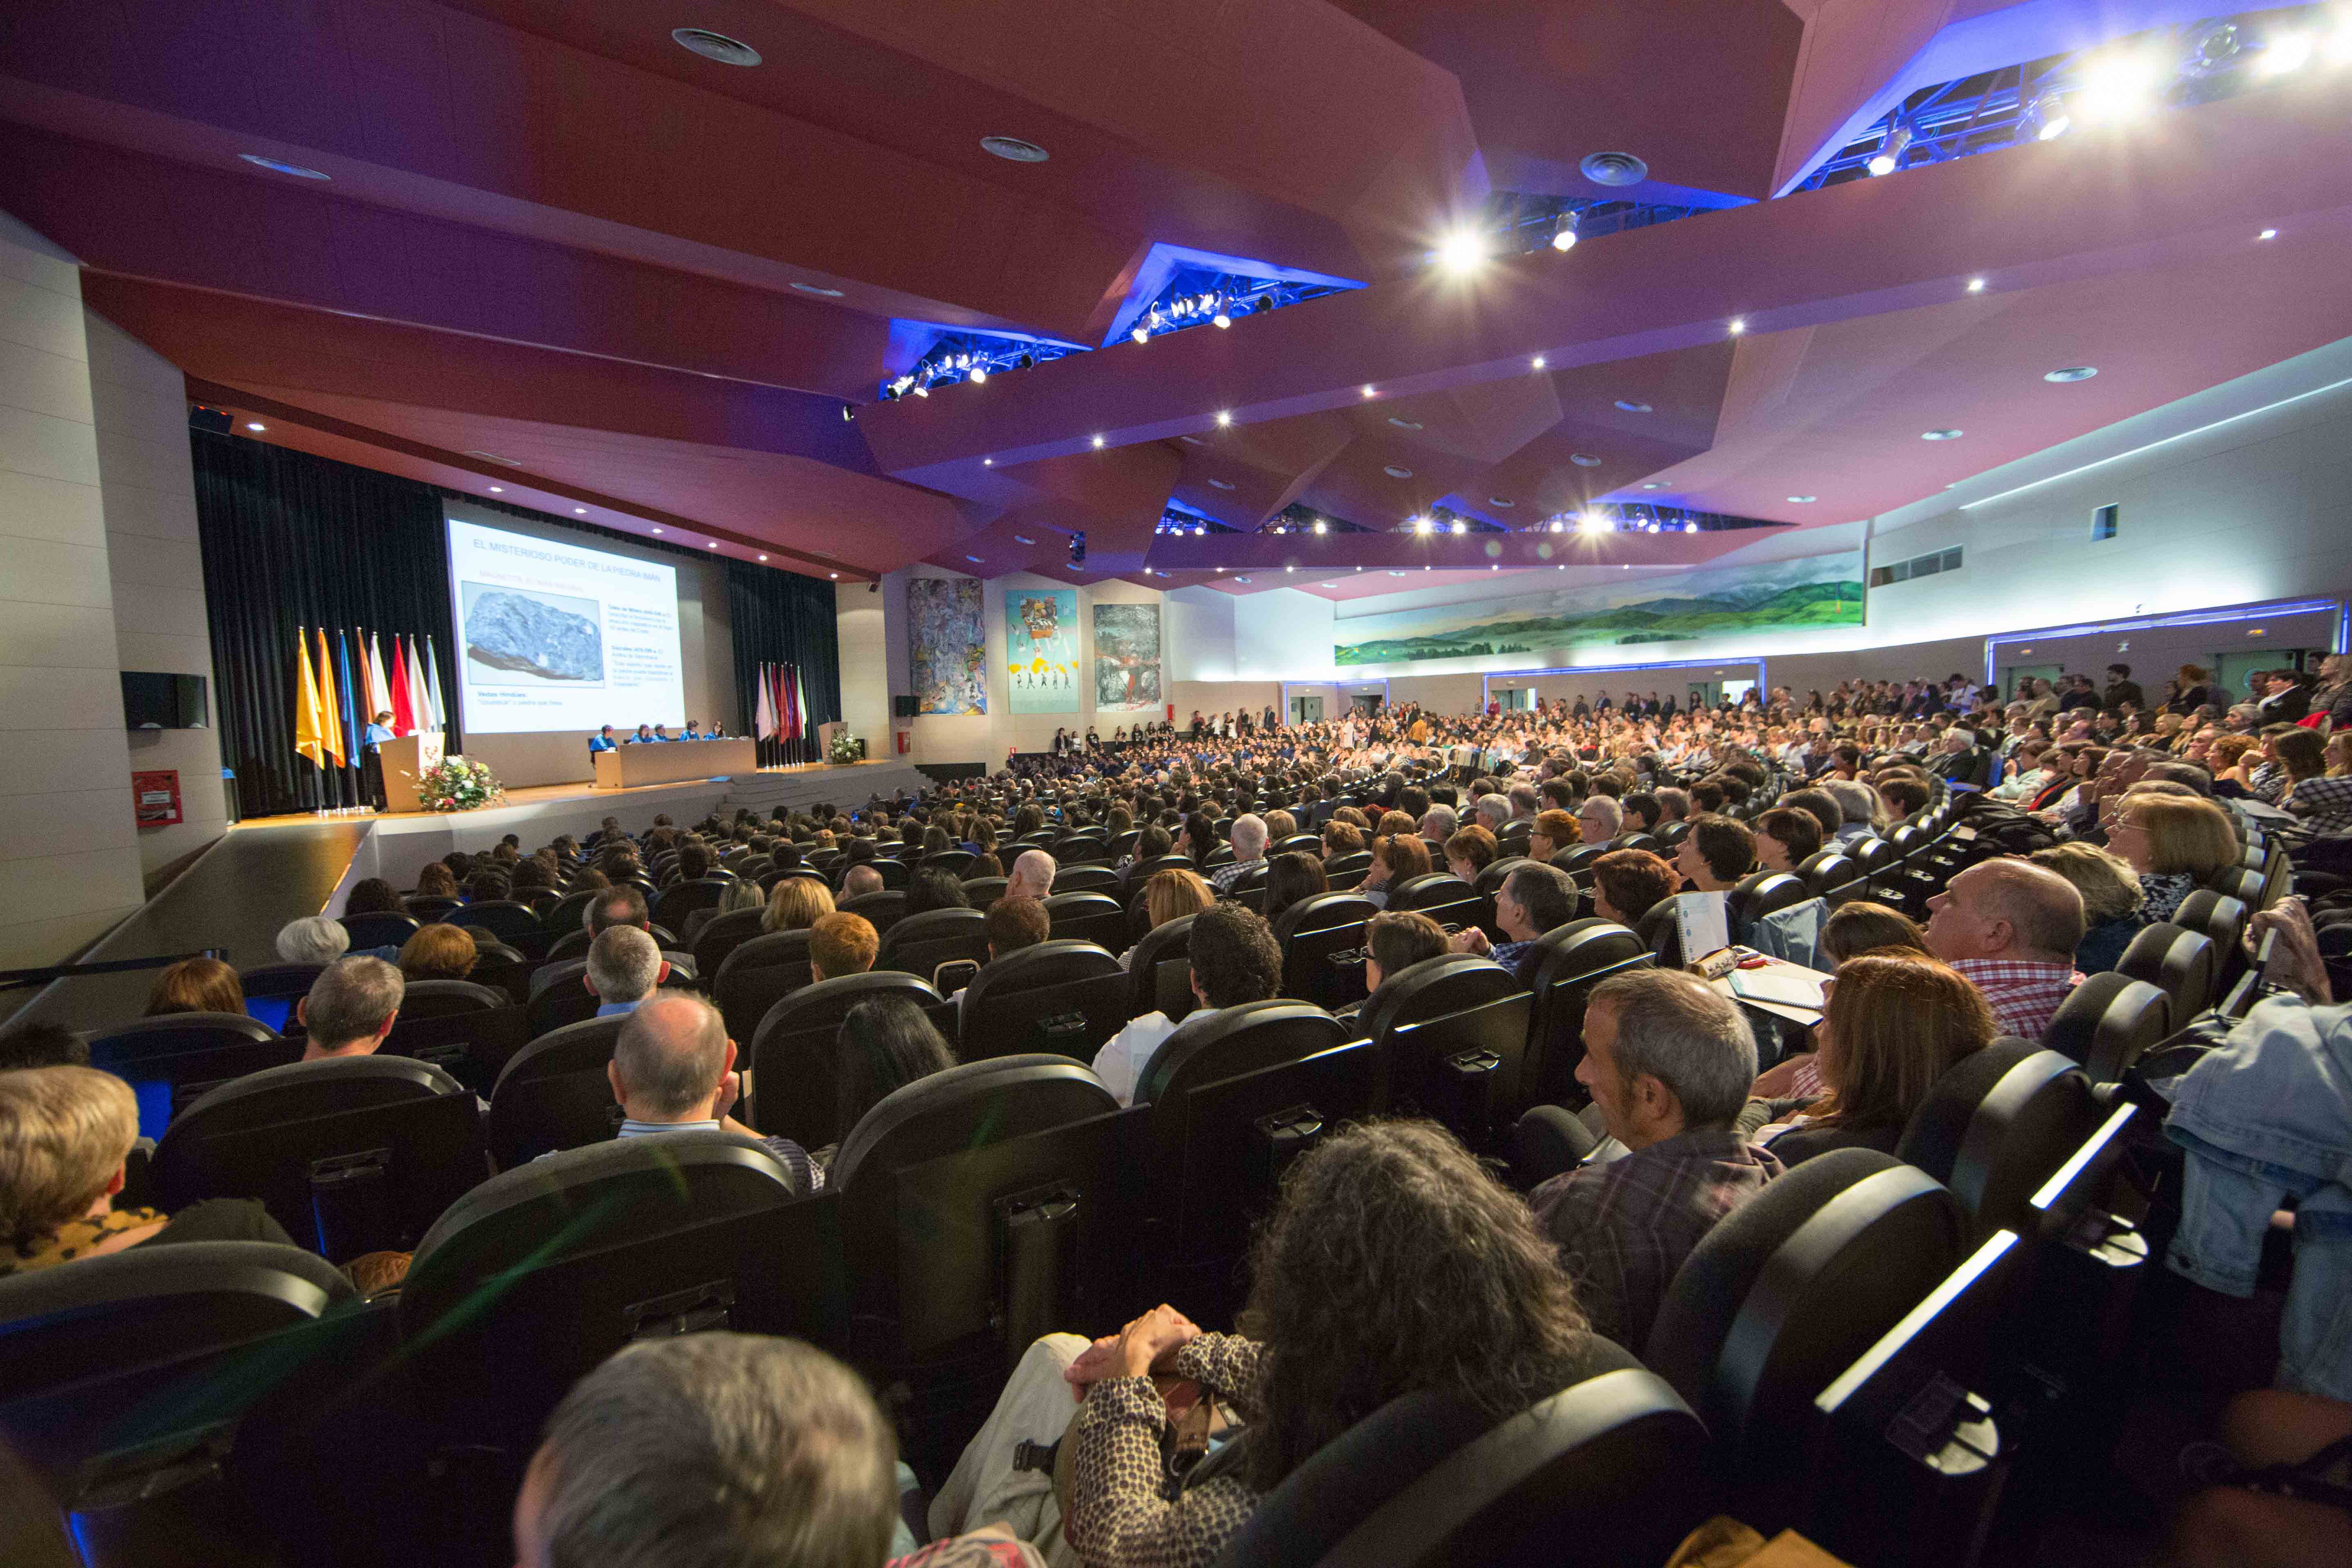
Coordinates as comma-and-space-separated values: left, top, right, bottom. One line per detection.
336, 628, 361, 768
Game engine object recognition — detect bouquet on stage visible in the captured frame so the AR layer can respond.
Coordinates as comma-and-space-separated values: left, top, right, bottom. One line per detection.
829, 730, 865, 764
415, 755, 505, 813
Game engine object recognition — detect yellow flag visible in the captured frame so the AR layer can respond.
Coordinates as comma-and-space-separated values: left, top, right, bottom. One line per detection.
294, 627, 325, 768
316, 626, 345, 766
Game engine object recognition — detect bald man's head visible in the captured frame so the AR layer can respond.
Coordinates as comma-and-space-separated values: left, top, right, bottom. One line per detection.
609, 991, 731, 1121
1009, 849, 1057, 900
1924, 859, 2085, 966
842, 863, 884, 898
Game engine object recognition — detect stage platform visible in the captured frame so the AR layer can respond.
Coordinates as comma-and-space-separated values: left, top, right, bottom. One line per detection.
12, 758, 930, 1034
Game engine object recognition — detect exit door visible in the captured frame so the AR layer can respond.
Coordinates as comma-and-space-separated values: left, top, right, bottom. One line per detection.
2002, 663, 2064, 702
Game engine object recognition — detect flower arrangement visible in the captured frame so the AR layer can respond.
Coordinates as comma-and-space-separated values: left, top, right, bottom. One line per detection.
829, 730, 865, 764
415, 755, 506, 813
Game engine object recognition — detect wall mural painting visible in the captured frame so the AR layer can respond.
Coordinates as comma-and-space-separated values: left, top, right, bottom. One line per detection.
1091, 602, 1163, 713
907, 576, 987, 715
1007, 587, 1080, 714
1334, 549, 1866, 666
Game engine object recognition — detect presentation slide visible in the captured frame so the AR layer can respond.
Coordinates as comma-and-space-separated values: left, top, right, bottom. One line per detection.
445, 517, 685, 735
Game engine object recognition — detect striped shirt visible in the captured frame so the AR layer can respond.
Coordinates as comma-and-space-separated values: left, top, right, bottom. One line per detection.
2283, 775, 2352, 839
1952, 957, 2082, 1041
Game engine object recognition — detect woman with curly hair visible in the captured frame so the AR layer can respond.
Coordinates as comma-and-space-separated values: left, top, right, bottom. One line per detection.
928, 1120, 1628, 1561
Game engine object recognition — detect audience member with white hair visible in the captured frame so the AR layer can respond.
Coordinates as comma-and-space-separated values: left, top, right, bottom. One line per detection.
586, 926, 667, 1017
1208, 814, 1267, 893
276, 913, 352, 965
568, 990, 821, 1192
1007, 848, 1058, 902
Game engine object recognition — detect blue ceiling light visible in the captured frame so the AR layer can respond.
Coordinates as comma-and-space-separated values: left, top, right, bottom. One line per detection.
874, 323, 1085, 400
1538, 503, 1792, 535
1101, 243, 1365, 349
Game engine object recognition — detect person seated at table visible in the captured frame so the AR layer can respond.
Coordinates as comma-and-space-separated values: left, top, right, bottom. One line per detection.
650, 724, 675, 742
1737, 951, 1994, 1165
143, 956, 245, 1018
588, 724, 619, 755
682, 720, 704, 740
628, 724, 655, 744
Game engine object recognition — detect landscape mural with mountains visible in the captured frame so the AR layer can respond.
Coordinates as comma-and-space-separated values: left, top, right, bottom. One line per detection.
1334, 549, 1865, 666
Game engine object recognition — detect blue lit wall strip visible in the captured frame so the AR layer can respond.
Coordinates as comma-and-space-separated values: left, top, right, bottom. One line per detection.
1979, 597, 2350, 687
1282, 677, 1390, 719
1480, 656, 1769, 706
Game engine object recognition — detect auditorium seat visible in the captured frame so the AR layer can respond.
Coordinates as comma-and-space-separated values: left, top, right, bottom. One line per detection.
1323, 849, 1373, 890
650, 878, 736, 935
1645, 1147, 1967, 1527
688, 906, 770, 976
1221, 861, 1272, 913
239, 962, 326, 1020
2172, 890, 2251, 993
1653, 821, 1691, 849
1555, 845, 1606, 878
397, 978, 507, 1019
712, 929, 816, 1042
839, 888, 907, 935
1272, 833, 1323, 858
833, 1056, 1123, 1374
1609, 833, 1660, 855
447, 898, 550, 960
2200, 864, 2268, 910
1353, 954, 1533, 1149
958, 940, 1127, 1061
466, 937, 532, 1003
876, 907, 991, 983
540, 890, 597, 934
1216, 1364, 1717, 1568
1521, 919, 1652, 1109
2115, 922, 2217, 1020
341, 911, 420, 950
747, 973, 950, 1149
154, 1055, 489, 1258
1042, 889, 1126, 949
545, 921, 683, 963
920, 849, 976, 878
1054, 834, 1109, 865
1728, 870, 1810, 929
1274, 892, 1377, 1013
485, 1015, 631, 1166
87, 1012, 297, 1127
845, 859, 910, 892
1797, 850, 1862, 904
1897, 1040, 2098, 1243
1125, 913, 1198, 1023
1049, 864, 1118, 895
405, 894, 464, 921
1388, 872, 1483, 933
1124, 852, 1196, 887
397, 1132, 825, 1454
2042, 973, 2170, 1085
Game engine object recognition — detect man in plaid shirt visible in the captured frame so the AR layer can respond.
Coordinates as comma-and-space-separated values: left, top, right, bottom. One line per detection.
1530, 970, 1782, 1349
1925, 859, 2087, 1041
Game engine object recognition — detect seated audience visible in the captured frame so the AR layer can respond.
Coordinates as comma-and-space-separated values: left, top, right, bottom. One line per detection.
817, 996, 959, 1175
841, 863, 886, 900
1922, 860, 2086, 1039
1356, 833, 1431, 909
296, 956, 404, 1060
1591, 848, 1677, 929
1817, 901, 1929, 965
1124, 869, 1213, 971
1739, 952, 1994, 1164
1259, 851, 1327, 924
811, 912, 880, 982
1209, 814, 1269, 893
1823, 779, 1882, 842
1360, 909, 1451, 996
1008, 849, 1057, 901
1091, 902, 1281, 1105
1443, 824, 1499, 882
1675, 814, 1754, 894
1, 1065, 295, 1277
586, 927, 666, 1016
905, 868, 971, 916
1318, 820, 1362, 863
1753, 806, 1822, 875
1451, 862, 1575, 980
1529, 809, 1578, 862
397, 922, 479, 982
344, 877, 405, 915
1524, 970, 1778, 1348
581, 992, 818, 1191
412, 861, 461, 901
276, 913, 352, 965
2030, 842, 2147, 972
143, 956, 246, 1017
0, 1020, 87, 1071
2105, 793, 2241, 923
1576, 794, 1623, 846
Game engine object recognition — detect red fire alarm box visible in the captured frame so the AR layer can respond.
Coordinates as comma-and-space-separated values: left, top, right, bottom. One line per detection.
133, 769, 183, 827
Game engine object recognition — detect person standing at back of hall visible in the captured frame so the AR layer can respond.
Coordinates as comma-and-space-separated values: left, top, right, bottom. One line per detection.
361, 709, 395, 811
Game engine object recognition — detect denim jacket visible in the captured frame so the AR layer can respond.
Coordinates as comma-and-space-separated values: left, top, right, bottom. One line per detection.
2163, 996, 2352, 1401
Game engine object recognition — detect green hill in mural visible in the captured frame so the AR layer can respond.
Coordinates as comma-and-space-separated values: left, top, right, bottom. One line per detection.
1335, 580, 1862, 666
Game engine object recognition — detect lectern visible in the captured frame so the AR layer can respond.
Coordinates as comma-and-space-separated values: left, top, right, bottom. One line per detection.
380, 732, 445, 813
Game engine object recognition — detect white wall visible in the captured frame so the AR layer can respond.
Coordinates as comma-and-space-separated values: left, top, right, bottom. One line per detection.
1234, 588, 1338, 680
0, 214, 148, 985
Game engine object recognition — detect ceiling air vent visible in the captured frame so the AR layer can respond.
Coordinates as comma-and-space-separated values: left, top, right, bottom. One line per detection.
671, 28, 762, 66
1580, 151, 1648, 187
981, 136, 1051, 163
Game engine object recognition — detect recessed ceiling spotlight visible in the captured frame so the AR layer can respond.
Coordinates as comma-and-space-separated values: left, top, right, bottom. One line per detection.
1922, 428, 1964, 440
1684, 521, 1698, 532
1285, 564, 1294, 572
1487, 497, 1515, 508
1383, 465, 1414, 478
1216, 410, 1233, 427
983, 457, 994, 466
1450, 519, 1467, 534
1580, 151, 1648, 187
790, 282, 845, 297
1614, 400, 1653, 414
1966, 277, 1987, 293
1433, 229, 1488, 275
1531, 356, 1547, 370
672, 27, 763, 66
576, 508, 588, 514
1787, 494, 1817, 503
706, 541, 718, 548
759, 554, 768, 561
1728, 317, 1747, 335
1091, 434, 1105, 448
245, 421, 265, 432
1412, 517, 1432, 535
1207, 479, 1235, 490
1491, 563, 1499, 570
1212, 310, 1232, 329
967, 366, 987, 383
651, 527, 664, 534
488, 485, 502, 493
1361, 385, 1377, 398
1312, 519, 1327, 535
1130, 326, 1149, 344
1389, 570, 1408, 577
238, 153, 329, 179
1641, 482, 1664, 490
981, 136, 1050, 163
1570, 453, 1602, 467
2045, 366, 2099, 383
1386, 417, 1423, 430
2258, 228, 2278, 241
1233, 575, 1252, 584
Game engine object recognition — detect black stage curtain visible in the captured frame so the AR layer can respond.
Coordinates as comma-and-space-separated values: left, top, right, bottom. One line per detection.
193, 431, 461, 819
728, 560, 842, 768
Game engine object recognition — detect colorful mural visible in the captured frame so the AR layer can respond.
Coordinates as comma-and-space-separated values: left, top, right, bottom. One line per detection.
907, 575, 987, 715
1092, 602, 1163, 712
1007, 587, 1080, 713
1334, 549, 1866, 666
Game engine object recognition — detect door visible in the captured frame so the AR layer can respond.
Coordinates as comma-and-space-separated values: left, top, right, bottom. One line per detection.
2001, 662, 2063, 702
1349, 693, 1383, 717
2212, 651, 2280, 704
1290, 695, 1325, 724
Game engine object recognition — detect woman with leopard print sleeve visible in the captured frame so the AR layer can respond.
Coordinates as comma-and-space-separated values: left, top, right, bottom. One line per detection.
1054, 1120, 1626, 1566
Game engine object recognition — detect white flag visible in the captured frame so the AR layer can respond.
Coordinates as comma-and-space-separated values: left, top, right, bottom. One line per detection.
755, 662, 778, 741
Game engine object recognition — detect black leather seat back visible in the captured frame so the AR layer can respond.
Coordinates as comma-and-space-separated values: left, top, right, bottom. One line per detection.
238, 963, 326, 1002
2173, 891, 2250, 990
2044, 973, 2170, 1084
398, 978, 507, 1019
1390, 873, 1482, 933
747, 973, 949, 1150
88, 1013, 296, 1121
1274, 893, 1376, 1013
876, 908, 988, 980
920, 849, 976, 878
1042, 891, 1125, 949
1730, 871, 1809, 927
650, 878, 735, 934
2117, 922, 2217, 1021
449, 900, 550, 958
1125, 913, 1198, 1023
713, 929, 815, 1043
1523, 920, 1652, 1108
1050, 865, 1118, 895
1323, 849, 1373, 890
838, 889, 906, 934
340, 911, 420, 950
486, 1015, 630, 1166
1646, 1149, 1966, 1498
958, 940, 1128, 1061
691, 907, 772, 977
1359, 956, 1532, 1147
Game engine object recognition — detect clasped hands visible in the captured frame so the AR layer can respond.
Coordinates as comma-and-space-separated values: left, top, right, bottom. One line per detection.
1063, 1304, 1200, 1402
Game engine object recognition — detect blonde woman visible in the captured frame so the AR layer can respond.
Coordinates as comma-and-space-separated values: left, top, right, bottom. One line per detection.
762, 876, 837, 934
2031, 842, 2147, 972
1122, 867, 1212, 969
2105, 793, 2241, 923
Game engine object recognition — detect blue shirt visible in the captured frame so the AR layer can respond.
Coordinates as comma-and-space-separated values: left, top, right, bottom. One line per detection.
595, 1000, 643, 1018
589, 735, 618, 753
361, 722, 394, 752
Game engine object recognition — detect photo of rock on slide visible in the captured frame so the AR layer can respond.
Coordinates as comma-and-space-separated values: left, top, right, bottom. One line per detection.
460, 582, 606, 686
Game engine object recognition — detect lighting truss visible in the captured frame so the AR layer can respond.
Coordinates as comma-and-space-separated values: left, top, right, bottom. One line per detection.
1481, 192, 1715, 256
1267, 503, 1373, 535
1537, 504, 1790, 534
1127, 267, 1354, 344
1155, 501, 1240, 537
1800, 6, 2339, 189
878, 330, 1084, 400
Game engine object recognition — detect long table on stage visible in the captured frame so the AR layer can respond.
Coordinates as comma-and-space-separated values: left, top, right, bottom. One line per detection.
592, 738, 756, 789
